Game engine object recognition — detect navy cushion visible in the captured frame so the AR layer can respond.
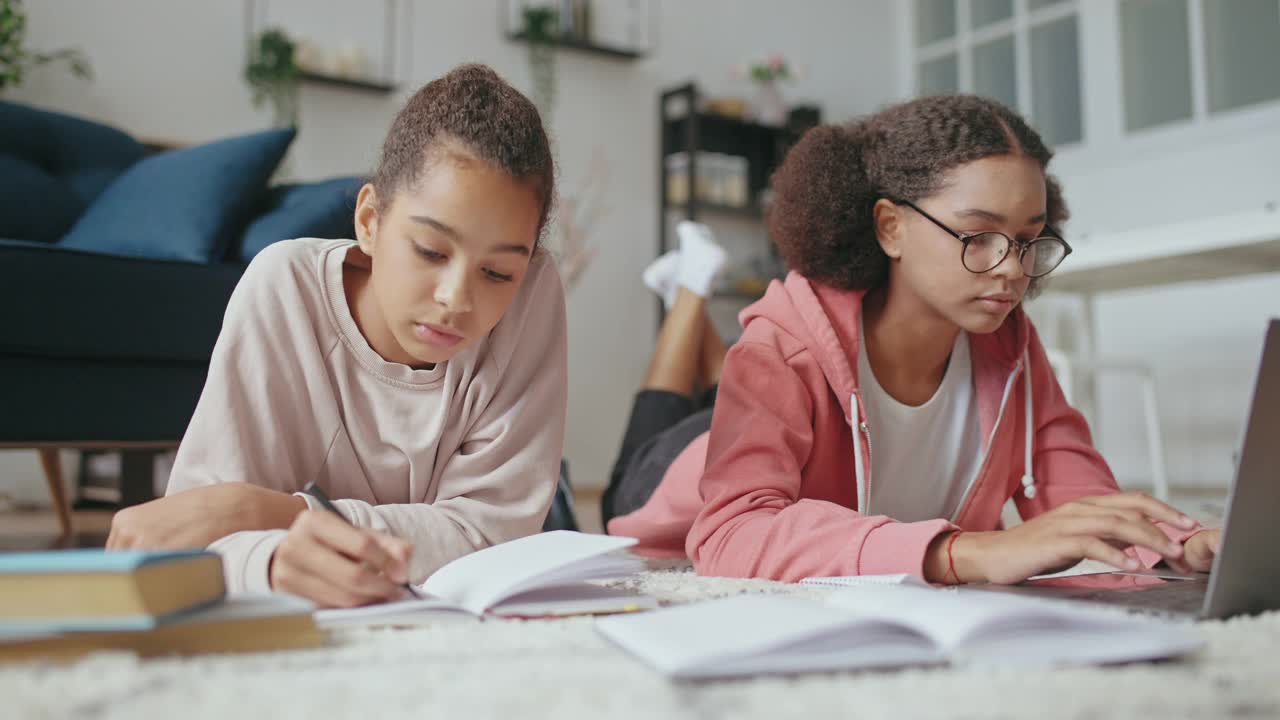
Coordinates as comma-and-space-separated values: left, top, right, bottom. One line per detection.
60, 128, 296, 263
239, 176, 361, 262
0, 100, 146, 206
0, 156, 85, 242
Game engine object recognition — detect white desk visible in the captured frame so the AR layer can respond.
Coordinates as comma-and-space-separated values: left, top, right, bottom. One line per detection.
1039, 201, 1280, 396
1048, 203, 1280, 294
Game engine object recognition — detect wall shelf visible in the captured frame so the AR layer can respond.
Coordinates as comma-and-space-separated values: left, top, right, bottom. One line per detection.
247, 0, 406, 98
656, 82, 819, 332
300, 71, 398, 94
507, 32, 646, 61
668, 202, 763, 220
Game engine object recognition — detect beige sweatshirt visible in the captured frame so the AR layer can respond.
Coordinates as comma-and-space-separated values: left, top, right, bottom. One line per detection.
165, 238, 568, 593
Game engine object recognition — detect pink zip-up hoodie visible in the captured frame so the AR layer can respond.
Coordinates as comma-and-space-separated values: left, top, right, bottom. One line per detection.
608, 272, 1198, 581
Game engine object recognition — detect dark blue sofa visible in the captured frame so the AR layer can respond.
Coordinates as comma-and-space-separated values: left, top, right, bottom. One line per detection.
0, 101, 358, 533
0, 100, 578, 539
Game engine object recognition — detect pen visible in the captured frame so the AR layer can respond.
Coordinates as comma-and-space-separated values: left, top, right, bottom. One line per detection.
300, 480, 422, 599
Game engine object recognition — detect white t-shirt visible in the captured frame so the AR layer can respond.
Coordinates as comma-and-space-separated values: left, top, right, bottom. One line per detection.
858, 322, 983, 523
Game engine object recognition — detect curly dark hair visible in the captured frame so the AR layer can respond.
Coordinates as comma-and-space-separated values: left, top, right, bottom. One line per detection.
767, 95, 1068, 294
372, 63, 555, 243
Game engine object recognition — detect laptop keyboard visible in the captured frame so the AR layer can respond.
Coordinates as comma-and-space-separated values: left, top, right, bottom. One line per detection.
1070, 582, 1206, 616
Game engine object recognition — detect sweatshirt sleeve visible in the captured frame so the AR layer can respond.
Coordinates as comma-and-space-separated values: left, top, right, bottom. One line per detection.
686, 341, 954, 582
1014, 323, 1200, 566
316, 255, 569, 583
206, 530, 289, 594
164, 241, 335, 593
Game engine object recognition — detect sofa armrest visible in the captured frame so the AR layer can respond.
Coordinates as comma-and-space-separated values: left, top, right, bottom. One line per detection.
0, 240, 244, 362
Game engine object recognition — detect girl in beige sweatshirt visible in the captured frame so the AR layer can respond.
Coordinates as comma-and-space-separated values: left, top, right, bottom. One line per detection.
106, 64, 567, 607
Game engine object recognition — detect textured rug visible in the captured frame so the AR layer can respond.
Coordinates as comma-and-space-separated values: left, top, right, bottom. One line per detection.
3, 563, 1278, 720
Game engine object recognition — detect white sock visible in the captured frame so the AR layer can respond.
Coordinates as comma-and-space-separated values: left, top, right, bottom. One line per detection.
675, 221, 727, 298
643, 250, 682, 309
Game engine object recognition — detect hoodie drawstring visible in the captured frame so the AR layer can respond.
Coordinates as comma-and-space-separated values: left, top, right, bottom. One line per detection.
1021, 349, 1037, 500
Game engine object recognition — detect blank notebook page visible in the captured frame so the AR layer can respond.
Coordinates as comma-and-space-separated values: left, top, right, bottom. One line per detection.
420, 531, 640, 615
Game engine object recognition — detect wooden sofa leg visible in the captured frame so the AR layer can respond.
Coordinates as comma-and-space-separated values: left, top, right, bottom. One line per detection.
38, 448, 73, 537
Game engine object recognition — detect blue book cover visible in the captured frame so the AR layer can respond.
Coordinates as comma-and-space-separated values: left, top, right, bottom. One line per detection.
0, 549, 224, 633
0, 548, 214, 575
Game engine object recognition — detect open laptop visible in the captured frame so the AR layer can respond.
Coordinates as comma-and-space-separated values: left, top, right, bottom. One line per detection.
967, 319, 1280, 620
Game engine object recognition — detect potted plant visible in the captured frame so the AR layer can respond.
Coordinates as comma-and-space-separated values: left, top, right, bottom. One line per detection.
0, 0, 91, 94
522, 5, 558, 123
244, 27, 300, 128
735, 54, 796, 127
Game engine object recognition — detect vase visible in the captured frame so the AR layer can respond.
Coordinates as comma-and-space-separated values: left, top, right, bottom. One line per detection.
751, 80, 787, 127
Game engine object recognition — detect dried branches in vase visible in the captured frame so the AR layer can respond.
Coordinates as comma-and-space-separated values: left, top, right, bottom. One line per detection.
550, 147, 611, 293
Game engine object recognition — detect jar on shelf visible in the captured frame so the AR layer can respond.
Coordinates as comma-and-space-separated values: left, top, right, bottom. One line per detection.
666, 151, 750, 208
665, 152, 689, 205
723, 155, 749, 208
703, 153, 728, 205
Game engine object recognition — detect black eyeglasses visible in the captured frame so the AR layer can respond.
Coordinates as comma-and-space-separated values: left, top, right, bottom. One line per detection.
890, 198, 1072, 278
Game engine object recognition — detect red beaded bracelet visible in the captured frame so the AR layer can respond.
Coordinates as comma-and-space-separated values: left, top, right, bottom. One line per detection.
946, 531, 963, 585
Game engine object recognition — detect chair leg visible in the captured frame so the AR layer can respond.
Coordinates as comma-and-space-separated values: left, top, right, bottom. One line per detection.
38, 448, 74, 537
1140, 375, 1171, 502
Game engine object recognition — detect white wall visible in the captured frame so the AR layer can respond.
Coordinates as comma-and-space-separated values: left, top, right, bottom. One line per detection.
996, 3, 1280, 491
3, 0, 900, 503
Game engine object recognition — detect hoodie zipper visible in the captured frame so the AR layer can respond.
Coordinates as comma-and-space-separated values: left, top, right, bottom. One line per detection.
949, 361, 1024, 523
850, 390, 873, 513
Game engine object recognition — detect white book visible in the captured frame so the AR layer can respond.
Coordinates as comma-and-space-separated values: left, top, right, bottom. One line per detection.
317, 531, 655, 626
596, 585, 1202, 679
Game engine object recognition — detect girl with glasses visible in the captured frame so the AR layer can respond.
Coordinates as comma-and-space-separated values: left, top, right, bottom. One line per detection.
608, 95, 1220, 584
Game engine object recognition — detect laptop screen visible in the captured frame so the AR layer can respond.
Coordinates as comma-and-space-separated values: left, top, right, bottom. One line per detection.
1203, 319, 1280, 619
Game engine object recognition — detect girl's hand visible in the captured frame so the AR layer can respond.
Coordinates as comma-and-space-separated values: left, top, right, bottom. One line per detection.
942, 492, 1199, 585
269, 510, 413, 608
1181, 528, 1221, 573
107, 484, 307, 550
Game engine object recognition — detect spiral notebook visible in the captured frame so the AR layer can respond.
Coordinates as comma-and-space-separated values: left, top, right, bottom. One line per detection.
798, 573, 929, 589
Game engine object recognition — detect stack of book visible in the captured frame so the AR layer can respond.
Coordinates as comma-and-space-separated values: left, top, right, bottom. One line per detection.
0, 549, 322, 662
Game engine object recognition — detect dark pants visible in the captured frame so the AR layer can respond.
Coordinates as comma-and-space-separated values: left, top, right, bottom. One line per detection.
601, 387, 717, 528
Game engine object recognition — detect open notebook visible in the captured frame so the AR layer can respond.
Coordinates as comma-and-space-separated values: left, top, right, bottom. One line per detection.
317, 531, 655, 626
596, 585, 1202, 679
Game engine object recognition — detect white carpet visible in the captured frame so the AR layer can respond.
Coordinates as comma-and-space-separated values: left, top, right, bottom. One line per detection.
3, 565, 1278, 720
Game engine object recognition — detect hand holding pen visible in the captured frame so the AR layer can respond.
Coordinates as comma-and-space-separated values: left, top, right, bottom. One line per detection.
266, 481, 420, 607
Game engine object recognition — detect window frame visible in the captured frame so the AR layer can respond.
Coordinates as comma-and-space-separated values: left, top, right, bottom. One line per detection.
908, 0, 1083, 147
